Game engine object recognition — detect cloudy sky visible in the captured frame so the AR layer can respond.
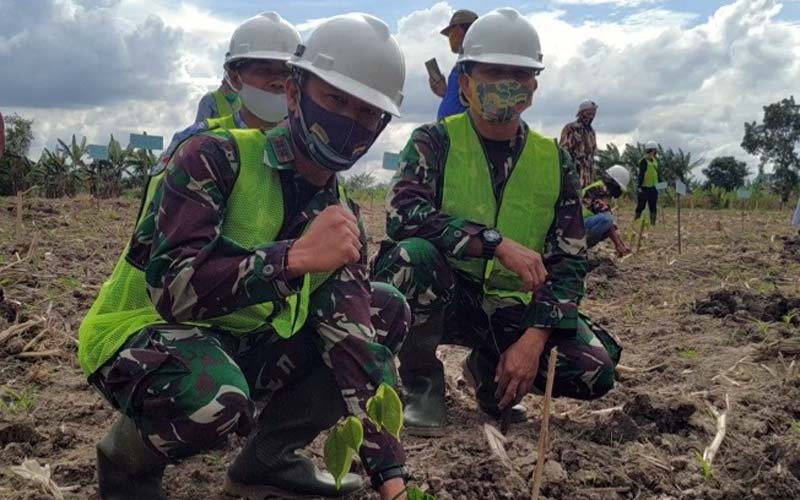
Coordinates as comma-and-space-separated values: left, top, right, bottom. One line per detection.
1, 0, 799, 181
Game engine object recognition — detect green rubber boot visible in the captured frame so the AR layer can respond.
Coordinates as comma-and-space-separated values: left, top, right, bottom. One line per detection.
225, 364, 363, 499
96, 415, 168, 500
398, 314, 447, 436
464, 348, 528, 422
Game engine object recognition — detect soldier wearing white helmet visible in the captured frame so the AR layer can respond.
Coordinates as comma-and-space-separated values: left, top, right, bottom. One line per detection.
373, 8, 621, 436
159, 12, 301, 170
81, 12, 410, 500
635, 140, 662, 225
560, 99, 599, 187
582, 165, 632, 256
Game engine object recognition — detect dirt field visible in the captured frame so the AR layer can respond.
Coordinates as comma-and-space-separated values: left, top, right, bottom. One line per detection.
1, 196, 799, 500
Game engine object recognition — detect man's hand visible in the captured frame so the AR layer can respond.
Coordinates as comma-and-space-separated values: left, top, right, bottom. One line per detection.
287, 205, 361, 276
495, 327, 550, 410
615, 242, 632, 257
429, 77, 446, 98
379, 478, 406, 500
495, 238, 548, 292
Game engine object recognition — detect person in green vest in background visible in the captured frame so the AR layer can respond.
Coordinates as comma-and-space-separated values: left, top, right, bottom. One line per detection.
78, 13, 412, 500
193, 64, 241, 123
583, 165, 632, 256
160, 12, 301, 171
635, 141, 661, 225
371, 8, 622, 436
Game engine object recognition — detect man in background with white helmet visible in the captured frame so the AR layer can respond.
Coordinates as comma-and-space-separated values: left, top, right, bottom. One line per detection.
560, 99, 599, 187
583, 165, 632, 256
635, 141, 662, 225
373, 8, 621, 435
158, 12, 301, 170
193, 58, 241, 123
78, 13, 410, 500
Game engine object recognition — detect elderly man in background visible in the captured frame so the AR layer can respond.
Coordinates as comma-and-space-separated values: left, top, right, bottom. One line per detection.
560, 100, 599, 187
430, 9, 478, 119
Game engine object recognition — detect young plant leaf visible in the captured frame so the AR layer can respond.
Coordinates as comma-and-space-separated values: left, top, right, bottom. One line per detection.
366, 383, 404, 439
323, 416, 364, 489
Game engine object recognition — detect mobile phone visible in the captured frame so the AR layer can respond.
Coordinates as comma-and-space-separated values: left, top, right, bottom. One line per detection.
425, 58, 444, 82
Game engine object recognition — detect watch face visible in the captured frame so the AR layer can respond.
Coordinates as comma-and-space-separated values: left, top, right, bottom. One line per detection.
484, 229, 501, 243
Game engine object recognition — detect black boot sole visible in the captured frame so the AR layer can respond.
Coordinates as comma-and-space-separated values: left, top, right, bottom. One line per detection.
223, 476, 362, 499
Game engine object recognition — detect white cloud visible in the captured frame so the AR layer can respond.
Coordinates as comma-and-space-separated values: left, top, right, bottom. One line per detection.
2, 0, 799, 184
553, 0, 659, 6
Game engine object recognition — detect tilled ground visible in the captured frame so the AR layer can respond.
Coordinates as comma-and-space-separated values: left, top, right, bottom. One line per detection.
1, 196, 799, 500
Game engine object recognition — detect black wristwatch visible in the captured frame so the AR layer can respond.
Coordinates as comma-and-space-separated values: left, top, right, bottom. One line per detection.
370, 465, 408, 490
479, 228, 503, 259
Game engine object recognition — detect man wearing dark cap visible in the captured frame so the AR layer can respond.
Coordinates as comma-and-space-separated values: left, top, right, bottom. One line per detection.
431, 9, 478, 119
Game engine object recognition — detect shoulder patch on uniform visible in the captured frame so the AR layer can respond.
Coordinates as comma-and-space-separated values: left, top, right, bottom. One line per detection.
270, 134, 295, 164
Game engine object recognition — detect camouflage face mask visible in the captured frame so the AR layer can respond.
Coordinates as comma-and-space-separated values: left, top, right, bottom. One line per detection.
467, 77, 533, 123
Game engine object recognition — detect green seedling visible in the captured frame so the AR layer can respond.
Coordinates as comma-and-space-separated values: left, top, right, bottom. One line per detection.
791, 420, 800, 436
0, 386, 38, 416
624, 305, 635, 320
679, 349, 699, 360
783, 310, 798, 325
695, 451, 713, 480
323, 383, 437, 498
60, 276, 81, 289
753, 320, 770, 337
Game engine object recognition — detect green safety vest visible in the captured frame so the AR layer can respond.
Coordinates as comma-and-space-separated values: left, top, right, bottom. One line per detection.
211, 89, 241, 118
642, 157, 659, 188
440, 113, 561, 305
78, 127, 342, 376
581, 180, 605, 219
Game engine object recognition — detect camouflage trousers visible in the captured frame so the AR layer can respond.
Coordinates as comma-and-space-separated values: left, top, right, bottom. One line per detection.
90, 280, 409, 466
372, 238, 621, 401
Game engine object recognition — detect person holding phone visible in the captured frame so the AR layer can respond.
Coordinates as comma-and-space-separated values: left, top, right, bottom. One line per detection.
431, 9, 478, 119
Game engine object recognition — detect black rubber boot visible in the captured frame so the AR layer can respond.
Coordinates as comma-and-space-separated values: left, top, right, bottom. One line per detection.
464, 349, 528, 422
225, 364, 363, 499
96, 415, 168, 500
398, 314, 447, 436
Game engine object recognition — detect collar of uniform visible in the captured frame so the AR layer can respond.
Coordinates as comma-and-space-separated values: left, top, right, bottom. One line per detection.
232, 110, 247, 129
262, 126, 296, 171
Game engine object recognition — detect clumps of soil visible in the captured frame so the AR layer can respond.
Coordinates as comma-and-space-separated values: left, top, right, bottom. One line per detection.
694, 289, 800, 323
587, 256, 618, 279
584, 393, 696, 445
780, 234, 800, 262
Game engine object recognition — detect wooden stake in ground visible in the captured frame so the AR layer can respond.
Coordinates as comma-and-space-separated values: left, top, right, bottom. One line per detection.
531, 347, 558, 500
675, 181, 687, 255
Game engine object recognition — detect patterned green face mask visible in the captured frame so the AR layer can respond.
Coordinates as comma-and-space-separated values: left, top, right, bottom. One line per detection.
467, 77, 533, 123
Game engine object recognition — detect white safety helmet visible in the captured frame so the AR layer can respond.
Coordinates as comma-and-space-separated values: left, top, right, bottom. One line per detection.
606, 165, 631, 191
645, 141, 658, 151
288, 13, 406, 116
225, 12, 301, 68
457, 8, 544, 71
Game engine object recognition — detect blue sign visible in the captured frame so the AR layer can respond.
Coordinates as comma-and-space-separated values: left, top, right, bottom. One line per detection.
129, 133, 164, 150
675, 180, 687, 196
382, 152, 401, 171
87, 144, 109, 161
737, 190, 751, 199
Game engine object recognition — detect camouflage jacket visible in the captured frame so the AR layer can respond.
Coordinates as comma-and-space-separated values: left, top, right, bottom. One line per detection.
385, 118, 588, 331
127, 127, 405, 475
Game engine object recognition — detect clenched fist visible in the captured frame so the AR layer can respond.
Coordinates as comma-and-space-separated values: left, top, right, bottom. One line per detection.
495, 238, 548, 292
288, 205, 361, 276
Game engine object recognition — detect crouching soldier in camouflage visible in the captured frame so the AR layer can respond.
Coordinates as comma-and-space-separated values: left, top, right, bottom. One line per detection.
78, 14, 411, 500
371, 8, 622, 436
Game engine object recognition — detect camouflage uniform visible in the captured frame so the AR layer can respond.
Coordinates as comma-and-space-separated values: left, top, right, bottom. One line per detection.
90, 128, 409, 477
560, 119, 597, 188
372, 120, 621, 402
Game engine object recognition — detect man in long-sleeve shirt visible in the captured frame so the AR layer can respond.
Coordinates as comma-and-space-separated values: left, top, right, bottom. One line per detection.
371, 8, 621, 435
79, 14, 411, 500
